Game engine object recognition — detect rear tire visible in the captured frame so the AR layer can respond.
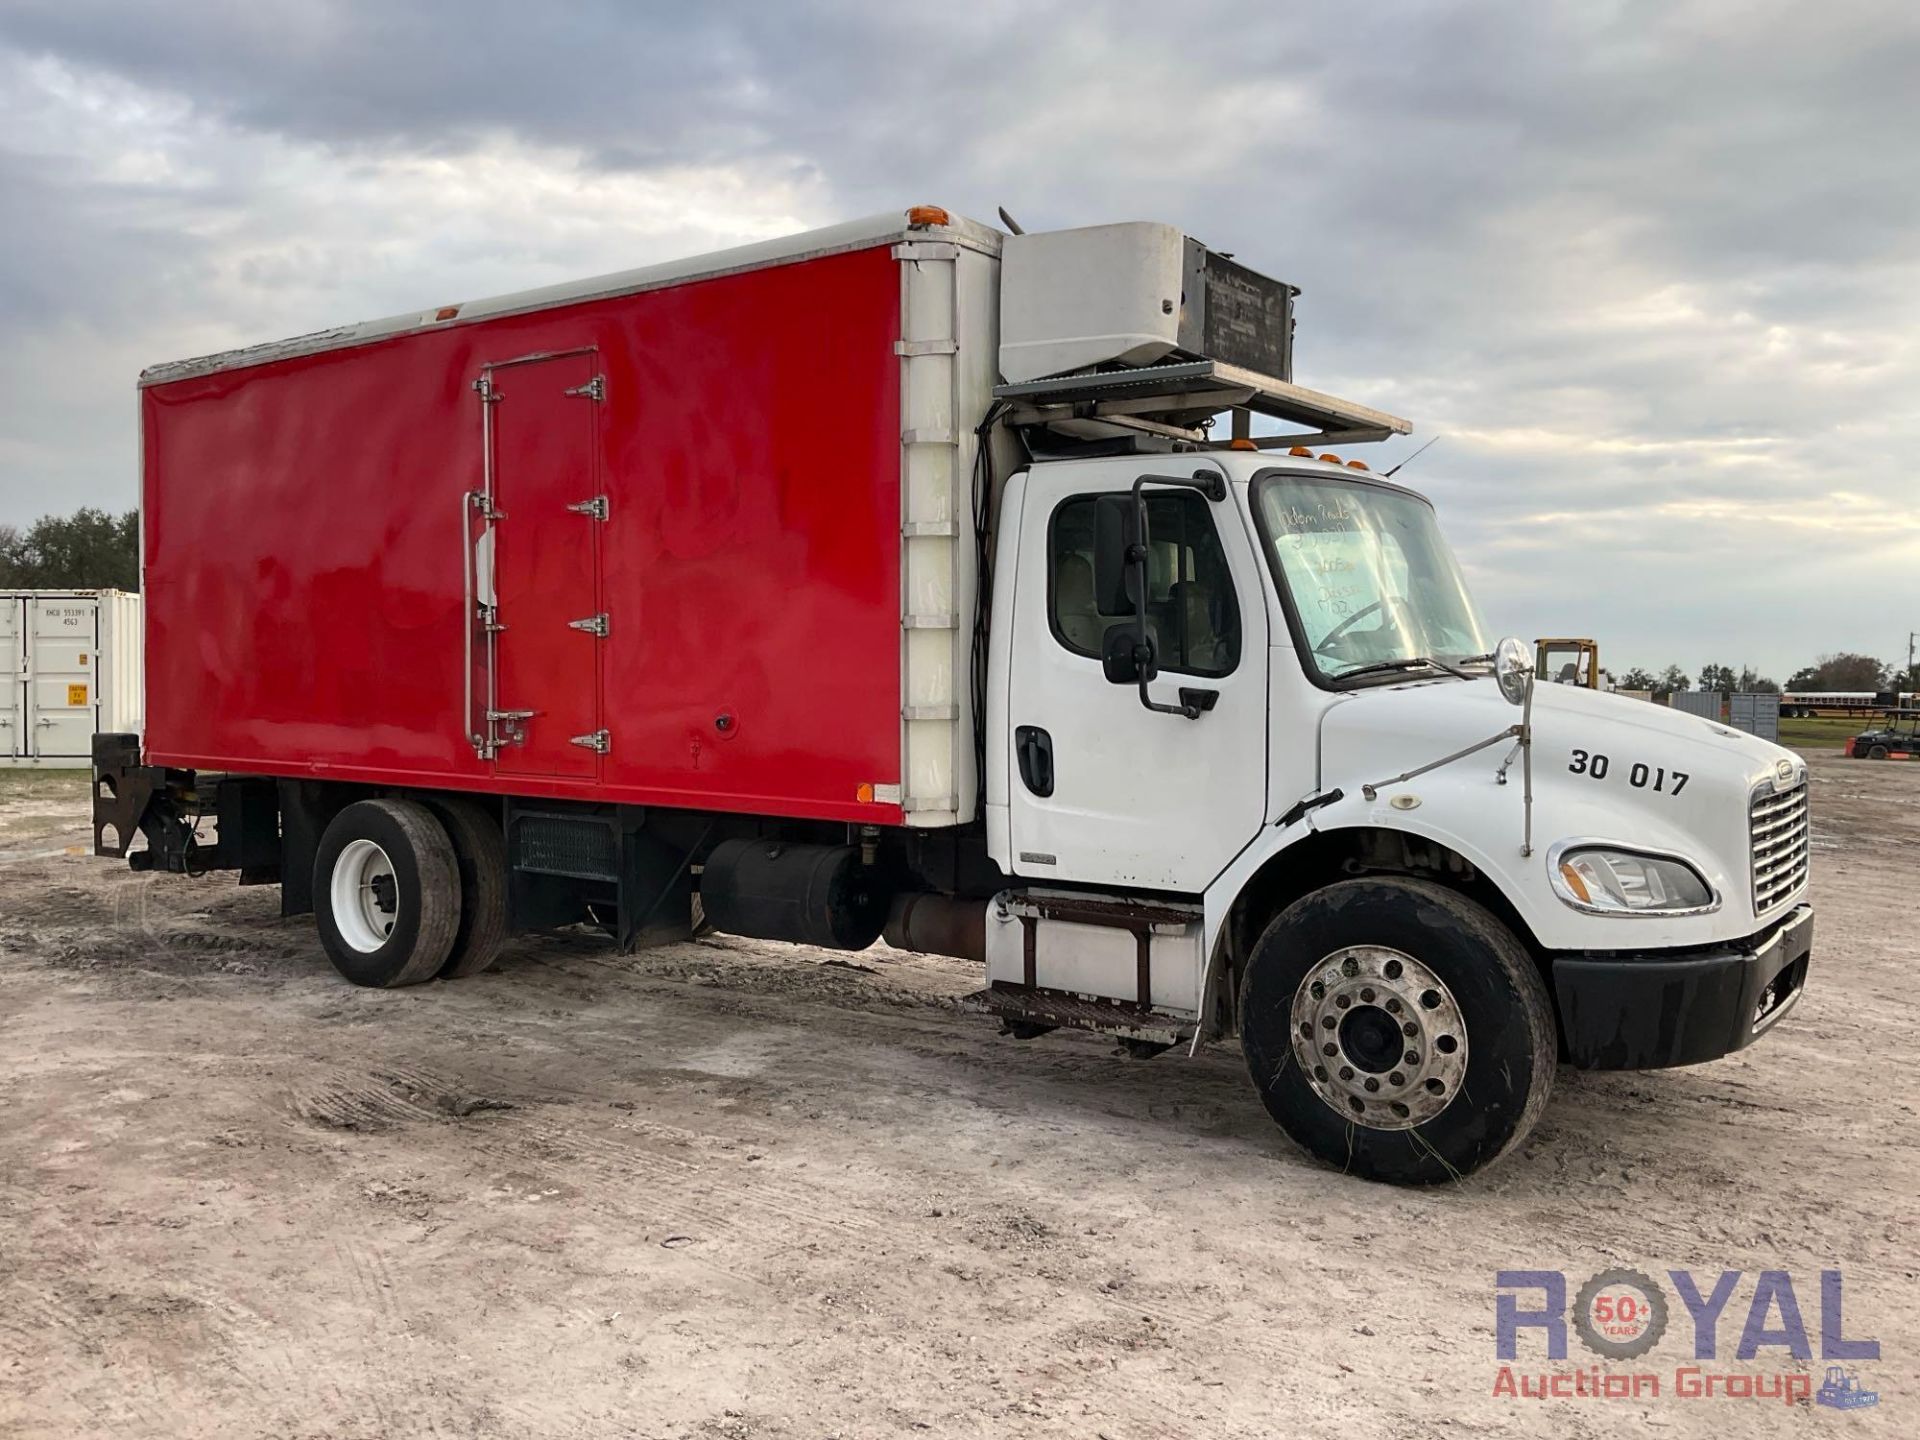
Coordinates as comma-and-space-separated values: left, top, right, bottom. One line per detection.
1868, 744, 1889, 760
426, 797, 509, 978
314, 799, 462, 988
1239, 877, 1556, 1185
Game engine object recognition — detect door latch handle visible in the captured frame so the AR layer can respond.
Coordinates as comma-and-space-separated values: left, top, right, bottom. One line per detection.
1014, 725, 1054, 797
569, 729, 611, 754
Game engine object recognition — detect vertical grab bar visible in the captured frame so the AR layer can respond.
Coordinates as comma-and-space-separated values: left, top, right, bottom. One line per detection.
466, 369, 501, 759
461, 489, 480, 754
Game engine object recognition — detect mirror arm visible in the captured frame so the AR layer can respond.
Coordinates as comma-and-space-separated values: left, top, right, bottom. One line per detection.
1126, 467, 1226, 721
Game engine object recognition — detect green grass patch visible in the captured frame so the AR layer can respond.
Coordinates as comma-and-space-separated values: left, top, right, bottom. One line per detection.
1778, 716, 1862, 749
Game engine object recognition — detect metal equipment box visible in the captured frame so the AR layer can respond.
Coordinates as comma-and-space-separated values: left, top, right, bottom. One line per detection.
997, 221, 1296, 384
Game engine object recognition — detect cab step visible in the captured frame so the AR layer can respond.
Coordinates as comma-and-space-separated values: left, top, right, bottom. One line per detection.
961, 984, 1190, 1047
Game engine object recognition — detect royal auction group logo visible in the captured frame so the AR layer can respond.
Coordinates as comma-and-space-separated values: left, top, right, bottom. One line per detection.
1494, 1269, 1880, 1409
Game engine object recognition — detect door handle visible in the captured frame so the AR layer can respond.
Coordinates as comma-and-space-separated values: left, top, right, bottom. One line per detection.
1015, 725, 1054, 797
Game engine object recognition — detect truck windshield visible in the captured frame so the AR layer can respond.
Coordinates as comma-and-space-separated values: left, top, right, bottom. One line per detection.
1252, 473, 1487, 684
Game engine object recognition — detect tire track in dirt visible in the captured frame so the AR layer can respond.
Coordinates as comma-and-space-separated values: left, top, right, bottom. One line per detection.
0, 1284, 200, 1439
275, 1048, 1274, 1430
306, 1047, 1242, 1342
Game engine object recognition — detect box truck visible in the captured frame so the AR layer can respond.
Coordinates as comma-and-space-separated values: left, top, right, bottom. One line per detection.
94, 207, 1813, 1182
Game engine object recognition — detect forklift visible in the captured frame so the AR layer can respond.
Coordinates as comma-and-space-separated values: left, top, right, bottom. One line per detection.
1536, 637, 1601, 689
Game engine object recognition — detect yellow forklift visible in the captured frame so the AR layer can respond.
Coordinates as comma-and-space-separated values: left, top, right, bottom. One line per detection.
1536, 637, 1601, 689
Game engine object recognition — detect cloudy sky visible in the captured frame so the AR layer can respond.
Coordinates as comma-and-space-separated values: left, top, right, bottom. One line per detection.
2, 0, 1915, 680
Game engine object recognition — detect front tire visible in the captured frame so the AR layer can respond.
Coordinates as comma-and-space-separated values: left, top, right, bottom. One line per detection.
1868, 744, 1889, 760
1240, 877, 1556, 1184
314, 799, 462, 988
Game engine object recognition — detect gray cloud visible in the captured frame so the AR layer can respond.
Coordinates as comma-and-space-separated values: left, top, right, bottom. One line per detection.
1, 0, 1916, 678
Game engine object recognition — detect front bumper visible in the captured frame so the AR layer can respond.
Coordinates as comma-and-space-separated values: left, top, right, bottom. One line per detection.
1551, 905, 1813, 1069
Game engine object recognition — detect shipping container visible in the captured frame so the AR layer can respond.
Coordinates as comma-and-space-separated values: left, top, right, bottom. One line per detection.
1, 589, 142, 766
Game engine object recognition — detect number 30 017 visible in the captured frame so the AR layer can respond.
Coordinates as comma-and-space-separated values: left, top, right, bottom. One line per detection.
1569, 750, 1688, 795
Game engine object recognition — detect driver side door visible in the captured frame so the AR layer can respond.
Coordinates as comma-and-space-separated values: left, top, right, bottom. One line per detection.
1004, 468, 1270, 892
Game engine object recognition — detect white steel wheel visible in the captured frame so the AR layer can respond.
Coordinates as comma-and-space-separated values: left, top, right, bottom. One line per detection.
313, 798, 462, 988
331, 838, 400, 953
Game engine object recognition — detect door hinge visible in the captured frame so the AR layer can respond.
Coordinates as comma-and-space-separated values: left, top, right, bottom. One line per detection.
569, 728, 611, 755
566, 495, 610, 521
567, 613, 609, 637
564, 375, 606, 402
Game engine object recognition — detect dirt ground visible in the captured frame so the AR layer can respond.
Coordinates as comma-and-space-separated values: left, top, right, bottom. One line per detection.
2, 753, 1915, 1439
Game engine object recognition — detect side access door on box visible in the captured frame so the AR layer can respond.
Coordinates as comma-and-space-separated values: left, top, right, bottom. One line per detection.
474, 351, 608, 779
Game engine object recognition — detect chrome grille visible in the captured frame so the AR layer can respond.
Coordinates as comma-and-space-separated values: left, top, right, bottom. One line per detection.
1750, 778, 1810, 915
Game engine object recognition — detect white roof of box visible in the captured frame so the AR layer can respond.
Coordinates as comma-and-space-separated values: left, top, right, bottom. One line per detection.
141, 208, 1003, 388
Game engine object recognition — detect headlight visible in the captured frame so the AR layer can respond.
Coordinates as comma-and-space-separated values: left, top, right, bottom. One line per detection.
1549, 845, 1716, 915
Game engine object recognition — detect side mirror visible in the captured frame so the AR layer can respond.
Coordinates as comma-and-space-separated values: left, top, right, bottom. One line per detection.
1494, 635, 1533, 707
1092, 494, 1139, 617
1102, 623, 1157, 685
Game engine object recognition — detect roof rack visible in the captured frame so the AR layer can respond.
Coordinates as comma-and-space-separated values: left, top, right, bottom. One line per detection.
993, 359, 1412, 449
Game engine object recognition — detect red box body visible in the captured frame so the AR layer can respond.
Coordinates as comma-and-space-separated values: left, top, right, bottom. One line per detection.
142, 244, 907, 825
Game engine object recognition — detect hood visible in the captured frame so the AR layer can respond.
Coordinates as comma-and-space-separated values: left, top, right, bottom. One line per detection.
1312, 674, 1806, 945
1320, 675, 1794, 790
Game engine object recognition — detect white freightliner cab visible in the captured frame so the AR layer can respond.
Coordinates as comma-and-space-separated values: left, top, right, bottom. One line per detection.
972, 221, 1813, 1183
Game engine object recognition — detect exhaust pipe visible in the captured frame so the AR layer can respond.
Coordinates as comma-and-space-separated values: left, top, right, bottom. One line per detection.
883, 893, 987, 963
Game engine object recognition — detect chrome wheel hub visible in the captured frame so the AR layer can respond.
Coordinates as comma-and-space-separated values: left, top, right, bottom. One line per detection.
1289, 945, 1468, 1130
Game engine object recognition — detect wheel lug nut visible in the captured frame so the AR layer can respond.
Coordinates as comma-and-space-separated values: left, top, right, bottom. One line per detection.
1363, 1077, 1380, 1093
1389, 1071, 1405, 1086
1337, 1066, 1354, 1081
1334, 995, 1351, 1010
1404, 1050, 1419, 1066
1384, 998, 1401, 1014
1322, 1016, 1336, 1030
1402, 1022, 1418, 1037
1359, 987, 1375, 1003
1322, 1042, 1338, 1057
